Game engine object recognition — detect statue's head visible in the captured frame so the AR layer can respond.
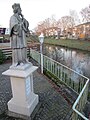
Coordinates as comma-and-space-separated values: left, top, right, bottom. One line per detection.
12, 3, 22, 14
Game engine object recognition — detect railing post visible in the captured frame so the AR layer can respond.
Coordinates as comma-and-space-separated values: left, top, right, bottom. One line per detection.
28, 47, 30, 59
39, 33, 44, 74
41, 53, 43, 74
40, 43, 43, 74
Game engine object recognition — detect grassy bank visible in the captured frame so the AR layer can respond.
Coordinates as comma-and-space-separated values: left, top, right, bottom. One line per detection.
44, 38, 90, 52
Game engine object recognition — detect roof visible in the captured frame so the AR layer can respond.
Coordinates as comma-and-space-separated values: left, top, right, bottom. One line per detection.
75, 22, 90, 27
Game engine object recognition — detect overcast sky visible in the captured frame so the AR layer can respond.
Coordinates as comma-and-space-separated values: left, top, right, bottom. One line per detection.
0, 0, 90, 30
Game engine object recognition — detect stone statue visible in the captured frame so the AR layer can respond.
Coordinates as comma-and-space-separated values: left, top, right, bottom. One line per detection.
10, 3, 30, 66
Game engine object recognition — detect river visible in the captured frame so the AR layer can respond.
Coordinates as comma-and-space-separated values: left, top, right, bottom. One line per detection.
43, 44, 90, 79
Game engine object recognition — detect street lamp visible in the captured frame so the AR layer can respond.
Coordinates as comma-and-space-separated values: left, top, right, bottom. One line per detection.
39, 33, 44, 73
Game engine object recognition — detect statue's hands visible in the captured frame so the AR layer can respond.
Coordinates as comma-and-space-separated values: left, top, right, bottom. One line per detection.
26, 30, 30, 37
22, 18, 27, 24
20, 13, 24, 19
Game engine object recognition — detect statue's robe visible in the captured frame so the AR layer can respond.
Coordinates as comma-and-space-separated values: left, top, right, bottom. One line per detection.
10, 14, 27, 49
9, 13, 28, 65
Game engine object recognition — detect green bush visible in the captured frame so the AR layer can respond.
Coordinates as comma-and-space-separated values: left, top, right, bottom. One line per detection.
0, 50, 6, 64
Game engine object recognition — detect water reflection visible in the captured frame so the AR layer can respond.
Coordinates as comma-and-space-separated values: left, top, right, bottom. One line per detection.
43, 45, 90, 78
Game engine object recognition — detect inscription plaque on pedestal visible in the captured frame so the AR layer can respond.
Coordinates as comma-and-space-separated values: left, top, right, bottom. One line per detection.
26, 77, 30, 96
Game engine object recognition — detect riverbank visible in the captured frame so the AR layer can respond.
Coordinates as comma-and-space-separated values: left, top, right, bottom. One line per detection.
44, 38, 90, 52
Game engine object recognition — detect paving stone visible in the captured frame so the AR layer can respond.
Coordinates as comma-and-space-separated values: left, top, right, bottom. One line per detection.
0, 62, 71, 120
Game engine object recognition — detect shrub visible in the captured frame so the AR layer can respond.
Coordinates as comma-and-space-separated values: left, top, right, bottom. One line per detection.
0, 50, 6, 64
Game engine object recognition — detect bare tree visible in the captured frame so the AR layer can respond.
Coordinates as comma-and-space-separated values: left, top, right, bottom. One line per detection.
34, 21, 45, 35
35, 15, 57, 36
49, 15, 57, 28
59, 16, 75, 30
80, 4, 90, 22
69, 10, 81, 25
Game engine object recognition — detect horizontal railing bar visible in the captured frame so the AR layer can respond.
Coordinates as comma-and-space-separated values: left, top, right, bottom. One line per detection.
73, 108, 89, 120
73, 79, 89, 108
43, 55, 89, 79
72, 79, 89, 120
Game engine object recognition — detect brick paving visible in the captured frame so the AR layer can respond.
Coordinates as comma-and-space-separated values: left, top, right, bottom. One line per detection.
0, 62, 71, 120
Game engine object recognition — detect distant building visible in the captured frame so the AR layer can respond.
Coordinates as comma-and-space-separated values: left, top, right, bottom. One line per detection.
5, 28, 10, 35
0, 28, 10, 35
75, 22, 90, 40
0, 28, 6, 35
0, 27, 10, 43
65, 22, 90, 40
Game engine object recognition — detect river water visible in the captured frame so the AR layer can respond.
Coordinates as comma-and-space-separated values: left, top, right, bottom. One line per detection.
43, 44, 90, 79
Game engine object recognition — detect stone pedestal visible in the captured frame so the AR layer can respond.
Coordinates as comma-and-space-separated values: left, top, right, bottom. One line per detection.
2, 63, 38, 116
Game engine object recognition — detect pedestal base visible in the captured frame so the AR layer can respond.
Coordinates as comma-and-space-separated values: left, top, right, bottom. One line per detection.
2, 63, 38, 116
8, 93, 38, 116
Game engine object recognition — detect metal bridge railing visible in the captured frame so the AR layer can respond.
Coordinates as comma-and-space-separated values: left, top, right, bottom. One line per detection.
30, 48, 89, 120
